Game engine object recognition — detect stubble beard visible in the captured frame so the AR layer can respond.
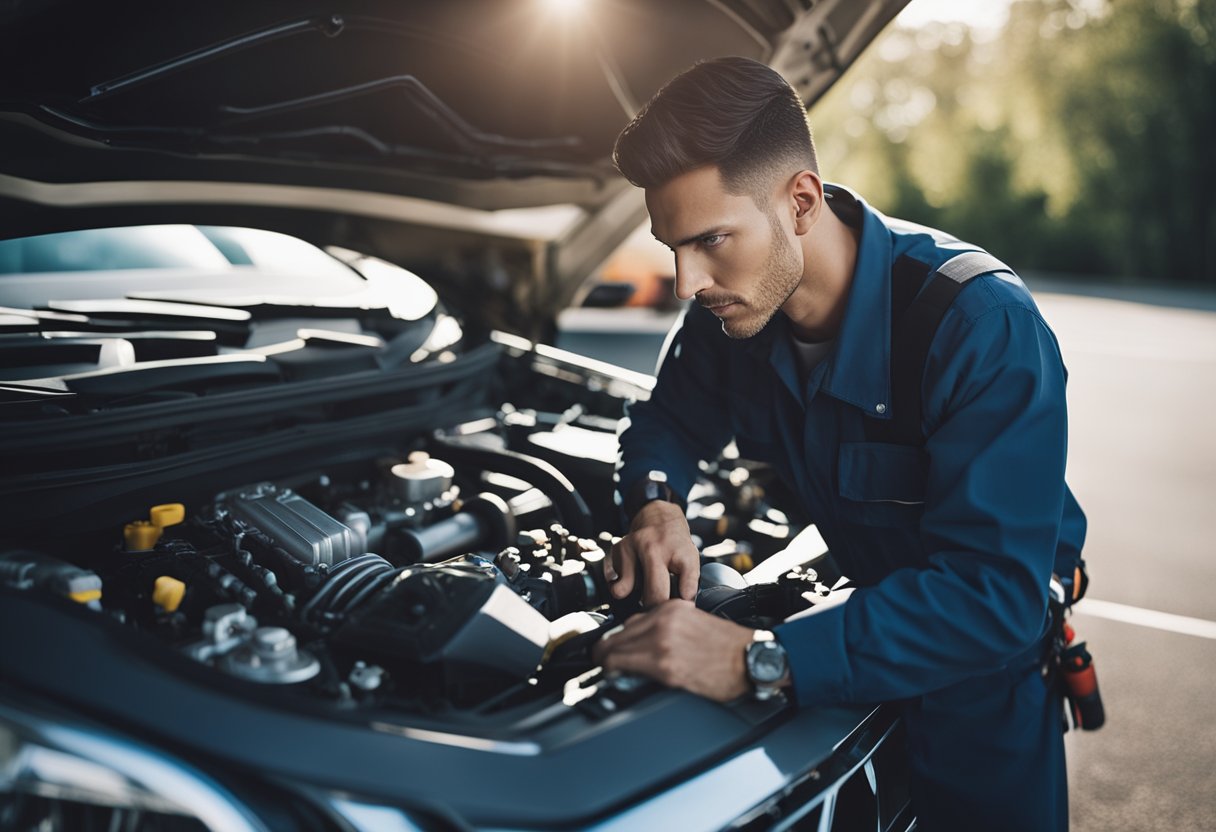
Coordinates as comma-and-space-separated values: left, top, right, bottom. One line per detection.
719, 213, 803, 340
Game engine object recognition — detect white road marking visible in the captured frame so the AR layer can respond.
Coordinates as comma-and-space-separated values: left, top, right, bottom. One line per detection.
1077, 599, 1216, 640
1064, 343, 1216, 364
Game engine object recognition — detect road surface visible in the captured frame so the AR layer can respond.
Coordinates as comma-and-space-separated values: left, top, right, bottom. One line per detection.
1041, 290, 1216, 832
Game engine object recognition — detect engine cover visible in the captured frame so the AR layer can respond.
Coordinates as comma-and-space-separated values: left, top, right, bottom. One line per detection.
222, 483, 361, 566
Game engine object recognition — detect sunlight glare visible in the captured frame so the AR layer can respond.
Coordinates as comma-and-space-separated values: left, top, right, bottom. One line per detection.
542, 0, 590, 16
897, 0, 1012, 30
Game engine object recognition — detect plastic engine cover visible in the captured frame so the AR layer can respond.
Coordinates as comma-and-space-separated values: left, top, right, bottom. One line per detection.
224, 484, 360, 566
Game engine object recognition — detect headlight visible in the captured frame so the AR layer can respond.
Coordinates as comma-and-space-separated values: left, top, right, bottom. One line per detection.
325, 797, 433, 832
0, 697, 266, 832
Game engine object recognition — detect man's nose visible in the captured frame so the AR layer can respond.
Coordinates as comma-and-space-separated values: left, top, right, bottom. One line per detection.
674, 255, 713, 300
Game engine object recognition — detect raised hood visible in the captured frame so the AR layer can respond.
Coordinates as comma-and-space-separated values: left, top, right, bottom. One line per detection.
0, 0, 907, 315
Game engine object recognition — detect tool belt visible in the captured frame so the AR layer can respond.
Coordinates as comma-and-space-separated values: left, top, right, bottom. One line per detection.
1044, 562, 1105, 732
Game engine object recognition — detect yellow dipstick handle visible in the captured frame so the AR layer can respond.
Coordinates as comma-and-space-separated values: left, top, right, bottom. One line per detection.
150, 503, 185, 528
124, 503, 186, 551
152, 576, 186, 613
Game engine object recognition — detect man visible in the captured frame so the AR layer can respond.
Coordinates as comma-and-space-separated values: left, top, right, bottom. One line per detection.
592, 57, 1087, 832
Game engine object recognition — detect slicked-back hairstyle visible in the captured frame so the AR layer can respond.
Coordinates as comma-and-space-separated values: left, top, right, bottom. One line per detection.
613, 56, 818, 203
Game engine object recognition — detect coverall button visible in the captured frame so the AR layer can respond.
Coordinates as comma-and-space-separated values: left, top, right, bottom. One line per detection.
875, 403, 887, 414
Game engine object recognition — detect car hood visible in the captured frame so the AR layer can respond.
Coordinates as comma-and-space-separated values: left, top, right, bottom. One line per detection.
0, 2, 904, 211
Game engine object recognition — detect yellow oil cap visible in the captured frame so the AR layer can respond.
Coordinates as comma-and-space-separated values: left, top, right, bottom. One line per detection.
152, 576, 186, 613
150, 504, 185, 528
69, 588, 103, 604
124, 503, 186, 551
124, 521, 160, 551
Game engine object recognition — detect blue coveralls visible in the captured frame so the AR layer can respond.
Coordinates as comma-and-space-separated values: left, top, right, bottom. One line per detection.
617, 186, 1087, 831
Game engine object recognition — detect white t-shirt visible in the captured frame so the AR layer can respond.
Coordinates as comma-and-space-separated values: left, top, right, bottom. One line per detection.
790, 332, 834, 384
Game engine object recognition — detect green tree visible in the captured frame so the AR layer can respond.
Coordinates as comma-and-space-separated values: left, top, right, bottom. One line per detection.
1046, 0, 1216, 282
810, 0, 1216, 284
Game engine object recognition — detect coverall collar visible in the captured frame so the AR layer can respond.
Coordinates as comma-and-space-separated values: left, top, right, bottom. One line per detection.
819, 184, 894, 417
742, 184, 894, 417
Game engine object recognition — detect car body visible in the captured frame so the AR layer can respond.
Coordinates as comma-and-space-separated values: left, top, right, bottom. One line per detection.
0, 2, 915, 830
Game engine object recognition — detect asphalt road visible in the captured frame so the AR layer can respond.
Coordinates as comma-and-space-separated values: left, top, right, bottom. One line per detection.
1037, 290, 1216, 832
559, 281, 1216, 831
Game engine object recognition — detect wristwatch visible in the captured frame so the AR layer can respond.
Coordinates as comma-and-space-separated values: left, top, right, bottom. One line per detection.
745, 630, 790, 700
622, 470, 682, 520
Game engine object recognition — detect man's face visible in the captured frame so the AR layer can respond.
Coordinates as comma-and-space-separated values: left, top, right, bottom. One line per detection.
646, 165, 802, 339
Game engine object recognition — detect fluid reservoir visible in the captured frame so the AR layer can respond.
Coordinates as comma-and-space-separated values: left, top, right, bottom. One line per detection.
390, 452, 455, 506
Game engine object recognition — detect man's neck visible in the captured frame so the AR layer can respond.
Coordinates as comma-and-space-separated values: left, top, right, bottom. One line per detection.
782, 204, 861, 342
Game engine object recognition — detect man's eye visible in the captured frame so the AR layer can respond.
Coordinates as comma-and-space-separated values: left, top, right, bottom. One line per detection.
701, 234, 725, 248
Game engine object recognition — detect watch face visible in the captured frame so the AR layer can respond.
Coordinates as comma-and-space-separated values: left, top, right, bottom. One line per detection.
748, 640, 787, 684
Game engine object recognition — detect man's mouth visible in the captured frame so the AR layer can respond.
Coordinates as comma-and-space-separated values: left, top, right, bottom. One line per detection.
699, 298, 742, 316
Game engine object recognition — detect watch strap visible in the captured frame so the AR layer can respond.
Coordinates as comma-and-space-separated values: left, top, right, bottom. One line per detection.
622, 470, 681, 520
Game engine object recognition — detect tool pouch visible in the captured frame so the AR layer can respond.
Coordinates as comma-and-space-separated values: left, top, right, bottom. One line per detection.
1044, 568, 1105, 732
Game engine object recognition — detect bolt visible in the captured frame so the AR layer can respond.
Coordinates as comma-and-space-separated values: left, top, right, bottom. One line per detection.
321, 14, 345, 37
252, 627, 295, 659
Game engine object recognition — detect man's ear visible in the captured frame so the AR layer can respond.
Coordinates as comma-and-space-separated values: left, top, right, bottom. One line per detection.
789, 170, 824, 235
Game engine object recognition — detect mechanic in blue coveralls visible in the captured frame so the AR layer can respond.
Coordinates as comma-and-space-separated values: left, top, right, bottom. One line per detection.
591, 57, 1087, 832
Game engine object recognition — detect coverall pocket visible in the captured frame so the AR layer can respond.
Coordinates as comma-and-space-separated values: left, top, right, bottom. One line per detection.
836, 442, 927, 528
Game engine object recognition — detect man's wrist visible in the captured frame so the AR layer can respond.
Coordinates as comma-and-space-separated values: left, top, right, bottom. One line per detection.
622, 470, 683, 520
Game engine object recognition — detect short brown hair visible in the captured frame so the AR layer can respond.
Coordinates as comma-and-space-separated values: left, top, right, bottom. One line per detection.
613, 57, 818, 201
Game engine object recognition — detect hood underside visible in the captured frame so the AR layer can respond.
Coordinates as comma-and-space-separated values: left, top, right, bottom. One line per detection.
0, 0, 907, 220
0, 0, 907, 326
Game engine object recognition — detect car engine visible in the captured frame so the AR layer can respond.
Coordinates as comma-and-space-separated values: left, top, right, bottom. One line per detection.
1, 407, 833, 718
0, 229, 904, 832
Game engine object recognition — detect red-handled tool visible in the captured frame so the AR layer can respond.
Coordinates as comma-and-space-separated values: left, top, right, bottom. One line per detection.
1060, 622, 1105, 731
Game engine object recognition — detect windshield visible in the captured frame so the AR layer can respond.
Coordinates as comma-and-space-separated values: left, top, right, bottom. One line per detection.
0, 224, 454, 408
0, 225, 354, 277
0, 225, 374, 311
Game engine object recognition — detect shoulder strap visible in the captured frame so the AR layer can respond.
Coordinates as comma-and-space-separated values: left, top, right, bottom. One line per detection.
864, 251, 1012, 445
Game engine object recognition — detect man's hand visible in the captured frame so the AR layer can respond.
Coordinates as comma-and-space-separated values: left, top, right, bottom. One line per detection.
592, 600, 755, 702
606, 500, 699, 606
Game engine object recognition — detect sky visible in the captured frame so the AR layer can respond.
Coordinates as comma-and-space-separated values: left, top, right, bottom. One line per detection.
895, 0, 1014, 30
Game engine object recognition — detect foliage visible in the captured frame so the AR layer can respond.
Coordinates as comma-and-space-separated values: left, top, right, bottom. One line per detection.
810, 0, 1216, 283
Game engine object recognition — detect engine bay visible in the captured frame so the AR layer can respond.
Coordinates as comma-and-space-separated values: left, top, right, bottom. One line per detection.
0, 239, 842, 725
1, 404, 836, 722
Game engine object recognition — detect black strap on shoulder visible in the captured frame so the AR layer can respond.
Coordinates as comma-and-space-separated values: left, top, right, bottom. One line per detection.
865, 251, 1011, 445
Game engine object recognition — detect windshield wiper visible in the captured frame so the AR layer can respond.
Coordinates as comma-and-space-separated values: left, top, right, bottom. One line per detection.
46, 299, 252, 322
